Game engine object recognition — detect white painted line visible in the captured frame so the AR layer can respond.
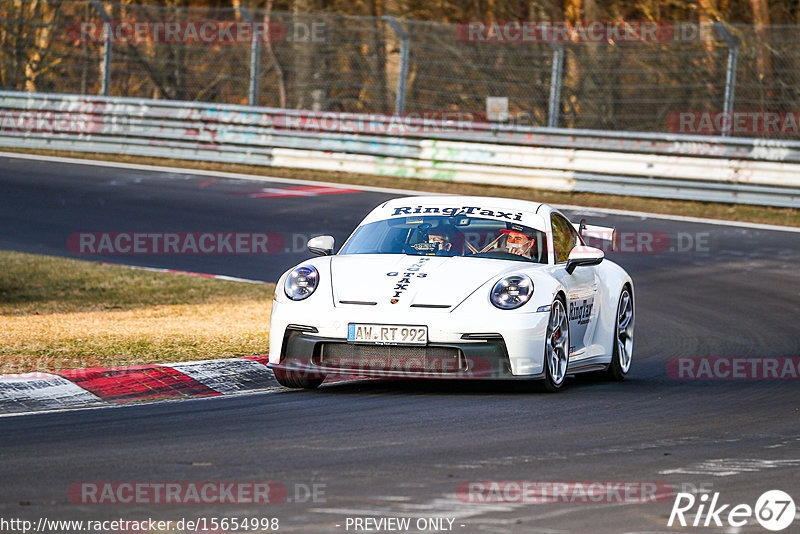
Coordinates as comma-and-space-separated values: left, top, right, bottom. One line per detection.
0, 387, 292, 419
553, 203, 800, 234
659, 458, 800, 477
99, 263, 267, 284
1, 151, 797, 233
0, 384, 288, 418
0, 372, 102, 414
0, 151, 434, 197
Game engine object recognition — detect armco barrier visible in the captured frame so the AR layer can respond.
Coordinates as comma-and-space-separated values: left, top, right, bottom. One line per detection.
1, 91, 799, 208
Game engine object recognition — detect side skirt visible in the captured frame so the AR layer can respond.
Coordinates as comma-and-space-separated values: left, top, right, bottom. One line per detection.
567, 356, 610, 374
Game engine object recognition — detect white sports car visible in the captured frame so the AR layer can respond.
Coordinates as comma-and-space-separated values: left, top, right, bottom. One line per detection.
268, 196, 634, 391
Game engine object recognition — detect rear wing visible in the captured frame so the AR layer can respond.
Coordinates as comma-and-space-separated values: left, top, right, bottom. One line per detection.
572, 219, 616, 251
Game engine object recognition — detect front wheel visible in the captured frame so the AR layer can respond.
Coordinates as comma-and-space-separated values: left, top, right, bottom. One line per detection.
543, 297, 570, 392
602, 286, 634, 381
273, 367, 325, 389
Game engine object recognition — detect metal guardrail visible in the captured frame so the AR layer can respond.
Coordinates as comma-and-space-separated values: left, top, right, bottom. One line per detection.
1, 91, 799, 208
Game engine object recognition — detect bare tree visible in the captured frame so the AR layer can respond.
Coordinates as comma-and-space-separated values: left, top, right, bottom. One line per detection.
263, 0, 287, 107
750, 0, 773, 101
290, 0, 321, 109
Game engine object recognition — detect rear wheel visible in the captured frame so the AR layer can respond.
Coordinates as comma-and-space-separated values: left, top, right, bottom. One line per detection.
543, 297, 569, 392
602, 286, 634, 381
273, 367, 325, 389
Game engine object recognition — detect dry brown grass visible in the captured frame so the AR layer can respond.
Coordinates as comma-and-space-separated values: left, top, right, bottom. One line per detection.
0, 251, 273, 374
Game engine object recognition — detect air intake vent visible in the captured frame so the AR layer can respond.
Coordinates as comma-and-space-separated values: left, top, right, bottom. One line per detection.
316, 343, 465, 374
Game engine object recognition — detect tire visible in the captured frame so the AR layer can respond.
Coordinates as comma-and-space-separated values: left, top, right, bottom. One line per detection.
543, 297, 570, 392
602, 286, 634, 381
273, 367, 325, 389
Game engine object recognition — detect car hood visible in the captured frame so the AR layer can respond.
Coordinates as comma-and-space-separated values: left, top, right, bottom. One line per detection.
330, 254, 536, 310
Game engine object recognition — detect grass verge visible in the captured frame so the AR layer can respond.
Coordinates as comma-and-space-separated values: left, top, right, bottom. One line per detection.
2, 147, 799, 227
0, 250, 273, 374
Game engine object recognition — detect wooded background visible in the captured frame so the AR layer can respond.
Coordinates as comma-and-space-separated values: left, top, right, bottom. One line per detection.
1, 0, 798, 134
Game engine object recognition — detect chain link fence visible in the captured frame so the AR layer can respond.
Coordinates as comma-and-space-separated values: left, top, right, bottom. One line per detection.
2, 0, 800, 138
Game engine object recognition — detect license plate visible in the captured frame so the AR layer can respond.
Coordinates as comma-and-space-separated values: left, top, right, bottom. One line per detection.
347, 324, 428, 345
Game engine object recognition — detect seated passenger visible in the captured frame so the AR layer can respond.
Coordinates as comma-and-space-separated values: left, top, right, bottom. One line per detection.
500, 225, 537, 260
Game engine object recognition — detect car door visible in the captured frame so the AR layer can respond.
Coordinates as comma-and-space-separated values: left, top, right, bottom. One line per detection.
550, 212, 599, 361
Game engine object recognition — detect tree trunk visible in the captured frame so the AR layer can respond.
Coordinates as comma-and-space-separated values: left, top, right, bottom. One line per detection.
264, 0, 287, 108
291, 0, 320, 109
750, 0, 773, 101
370, 0, 389, 112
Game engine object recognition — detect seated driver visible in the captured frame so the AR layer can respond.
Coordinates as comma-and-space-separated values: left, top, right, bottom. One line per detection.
500, 225, 536, 259
426, 225, 463, 255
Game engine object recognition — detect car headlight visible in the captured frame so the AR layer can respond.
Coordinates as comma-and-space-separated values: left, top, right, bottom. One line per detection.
490, 274, 533, 310
284, 266, 319, 301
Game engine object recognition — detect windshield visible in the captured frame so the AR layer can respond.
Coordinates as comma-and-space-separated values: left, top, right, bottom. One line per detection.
339, 216, 548, 264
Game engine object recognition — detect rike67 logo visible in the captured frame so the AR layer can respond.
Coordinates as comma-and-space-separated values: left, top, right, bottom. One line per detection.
668, 490, 796, 531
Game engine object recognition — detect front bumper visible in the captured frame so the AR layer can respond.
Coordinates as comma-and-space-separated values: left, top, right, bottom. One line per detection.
268, 329, 542, 380
269, 292, 552, 377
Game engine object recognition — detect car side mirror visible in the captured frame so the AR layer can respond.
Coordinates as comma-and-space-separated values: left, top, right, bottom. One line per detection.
566, 245, 604, 274
307, 235, 335, 256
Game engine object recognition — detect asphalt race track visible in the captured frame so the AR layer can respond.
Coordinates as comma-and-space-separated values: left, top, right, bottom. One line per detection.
1, 154, 799, 533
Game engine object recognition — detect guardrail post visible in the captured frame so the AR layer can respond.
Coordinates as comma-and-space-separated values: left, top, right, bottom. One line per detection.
547, 44, 564, 128
714, 23, 740, 137
237, 7, 261, 107
89, 0, 112, 96
383, 16, 410, 115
